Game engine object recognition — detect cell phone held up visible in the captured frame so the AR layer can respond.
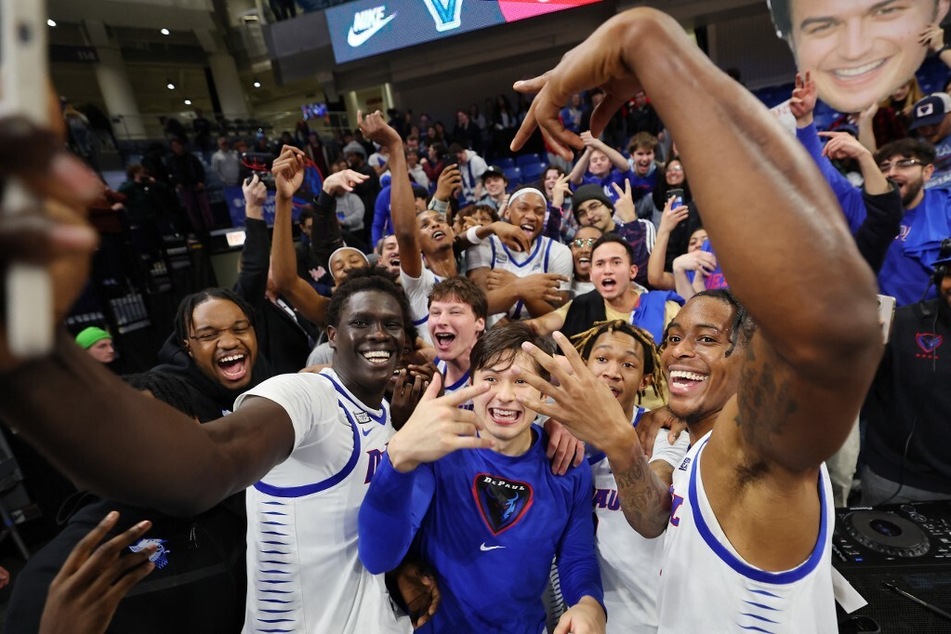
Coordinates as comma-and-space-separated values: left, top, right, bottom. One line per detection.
666, 188, 684, 209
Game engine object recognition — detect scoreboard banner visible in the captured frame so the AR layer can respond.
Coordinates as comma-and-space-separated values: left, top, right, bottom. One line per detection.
326, 0, 602, 64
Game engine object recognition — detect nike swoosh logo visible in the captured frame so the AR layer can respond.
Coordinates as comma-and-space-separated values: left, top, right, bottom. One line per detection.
346, 13, 396, 47
480, 543, 505, 551
361, 427, 373, 436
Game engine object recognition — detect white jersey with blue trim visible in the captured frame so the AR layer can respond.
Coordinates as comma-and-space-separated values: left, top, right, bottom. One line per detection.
589, 408, 689, 634
466, 234, 572, 326
400, 262, 440, 346
658, 431, 836, 633
234, 369, 409, 634
435, 358, 473, 410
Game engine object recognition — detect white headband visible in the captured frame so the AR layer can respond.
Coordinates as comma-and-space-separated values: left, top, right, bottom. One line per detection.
329, 246, 369, 280
507, 187, 547, 207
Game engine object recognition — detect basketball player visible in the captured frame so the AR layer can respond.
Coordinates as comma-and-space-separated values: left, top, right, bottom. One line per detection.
509, 7, 881, 631
572, 320, 688, 632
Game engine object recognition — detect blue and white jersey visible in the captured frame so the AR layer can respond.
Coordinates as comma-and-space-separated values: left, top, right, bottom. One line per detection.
400, 261, 440, 346
659, 432, 836, 633
589, 408, 689, 634
234, 369, 409, 634
435, 358, 472, 410
466, 234, 572, 326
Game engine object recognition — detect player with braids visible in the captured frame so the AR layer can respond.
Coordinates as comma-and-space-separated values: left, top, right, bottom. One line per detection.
572, 319, 666, 405
570, 319, 688, 632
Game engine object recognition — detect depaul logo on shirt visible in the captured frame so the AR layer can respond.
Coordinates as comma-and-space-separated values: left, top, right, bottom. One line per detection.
347, 5, 397, 48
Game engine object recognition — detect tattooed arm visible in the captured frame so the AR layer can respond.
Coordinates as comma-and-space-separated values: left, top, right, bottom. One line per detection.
609, 439, 672, 538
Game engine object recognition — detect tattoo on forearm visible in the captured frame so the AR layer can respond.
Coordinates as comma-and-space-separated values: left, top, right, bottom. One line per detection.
614, 456, 671, 536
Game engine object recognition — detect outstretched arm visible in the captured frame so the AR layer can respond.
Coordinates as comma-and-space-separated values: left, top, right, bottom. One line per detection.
0, 332, 295, 516
512, 8, 880, 473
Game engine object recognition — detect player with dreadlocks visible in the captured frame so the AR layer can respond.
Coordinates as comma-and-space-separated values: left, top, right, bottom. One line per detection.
571, 319, 688, 632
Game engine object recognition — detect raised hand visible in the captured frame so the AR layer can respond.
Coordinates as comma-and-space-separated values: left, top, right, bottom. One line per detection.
610, 180, 636, 222
385, 376, 493, 472
358, 110, 402, 149
389, 369, 431, 431
514, 331, 635, 450
789, 71, 818, 124
511, 11, 654, 157
434, 165, 462, 201
271, 145, 305, 200
241, 173, 267, 220
551, 174, 571, 209
658, 195, 689, 235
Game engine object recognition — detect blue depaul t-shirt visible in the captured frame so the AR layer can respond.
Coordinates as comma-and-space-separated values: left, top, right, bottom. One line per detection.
358, 425, 602, 634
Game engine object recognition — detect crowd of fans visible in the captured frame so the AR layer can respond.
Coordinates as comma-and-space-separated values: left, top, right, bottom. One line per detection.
3, 5, 951, 633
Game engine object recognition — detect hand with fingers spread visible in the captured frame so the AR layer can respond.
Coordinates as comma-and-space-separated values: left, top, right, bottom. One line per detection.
610, 180, 636, 222
385, 376, 493, 472
514, 331, 635, 450
789, 71, 818, 126
322, 169, 369, 197
271, 144, 306, 201
39, 511, 156, 634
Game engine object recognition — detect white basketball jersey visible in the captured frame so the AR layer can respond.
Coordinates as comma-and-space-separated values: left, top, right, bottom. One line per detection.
590, 410, 689, 634
466, 234, 572, 325
235, 370, 410, 634
658, 432, 837, 633
400, 263, 440, 346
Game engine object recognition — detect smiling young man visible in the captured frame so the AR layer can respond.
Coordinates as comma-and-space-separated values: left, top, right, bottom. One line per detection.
571, 320, 688, 633
527, 235, 681, 347
466, 187, 573, 325
428, 277, 487, 407
769, 0, 950, 112
358, 323, 605, 634
0, 145, 493, 633
508, 7, 881, 631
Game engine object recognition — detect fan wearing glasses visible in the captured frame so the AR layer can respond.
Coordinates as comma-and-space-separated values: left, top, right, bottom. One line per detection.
791, 72, 927, 305
568, 226, 603, 297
